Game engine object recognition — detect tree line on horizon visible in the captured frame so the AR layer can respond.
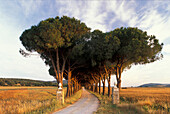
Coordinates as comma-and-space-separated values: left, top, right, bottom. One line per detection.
19, 16, 163, 97
0, 78, 57, 86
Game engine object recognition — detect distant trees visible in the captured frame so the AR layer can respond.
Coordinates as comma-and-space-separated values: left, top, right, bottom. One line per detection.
0, 78, 57, 86
0, 79, 6, 86
20, 16, 163, 98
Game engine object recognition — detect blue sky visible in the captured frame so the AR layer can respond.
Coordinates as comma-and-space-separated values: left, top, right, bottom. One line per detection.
0, 0, 170, 86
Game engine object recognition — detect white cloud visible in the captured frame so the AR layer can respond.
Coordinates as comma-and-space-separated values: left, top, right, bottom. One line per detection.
17, 0, 43, 17
58, 1, 85, 19
134, 1, 170, 43
103, 0, 170, 44
105, 0, 137, 27
57, 0, 107, 32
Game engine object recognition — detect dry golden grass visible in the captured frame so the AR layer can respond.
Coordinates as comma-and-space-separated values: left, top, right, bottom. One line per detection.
119, 87, 170, 113
0, 87, 67, 114
120, 87, 170, 104
99, 87, 170, 103
90, 91, 145, 114
93, 87, 170, 113
0, 86, 55, 90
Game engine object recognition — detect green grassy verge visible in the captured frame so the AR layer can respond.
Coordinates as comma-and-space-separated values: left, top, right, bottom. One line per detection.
27, 89, 82, 114
89, 91, 146, 114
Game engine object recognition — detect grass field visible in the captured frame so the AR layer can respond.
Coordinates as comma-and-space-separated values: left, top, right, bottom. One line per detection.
120, 87, 170, 113
0, 86, 57, 90
120, 87, 170, 103
0, 86, 82, 114
94, 87, 170, 113
1, 86, 169, 113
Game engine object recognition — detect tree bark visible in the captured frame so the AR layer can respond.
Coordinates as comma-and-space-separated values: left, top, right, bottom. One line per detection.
91, 84, 93, 91
92, 83, 95, 92
56, 48, 66, 89
77, 81, 79, 91
102, 75, 106, 95
99, 77, 101, 94
56, 48, 60, 82
73, 80, 76, 94
77, 83, 79, 90
117, 66, 122, 89
66, 65, 71, 97
108, 73, 111, 97
95, 82, 98, 92
49, 51, 58, 82
71, 80, 73, 95
75, 81, 78, 92
70, 82, 72, 95
115, 65, 122, 89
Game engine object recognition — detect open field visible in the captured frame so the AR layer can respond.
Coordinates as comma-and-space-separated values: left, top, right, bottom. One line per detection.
0, 86, 57, 90
120, 87, 170, 104
94, 87, 170, 113
99, 87, 170, 103
0, 86, 82, 114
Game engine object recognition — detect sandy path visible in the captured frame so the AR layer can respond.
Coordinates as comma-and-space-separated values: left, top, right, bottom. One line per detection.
53, 88, 99, 114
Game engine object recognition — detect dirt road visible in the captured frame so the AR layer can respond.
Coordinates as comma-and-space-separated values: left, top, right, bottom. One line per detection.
53, 88, 99, 114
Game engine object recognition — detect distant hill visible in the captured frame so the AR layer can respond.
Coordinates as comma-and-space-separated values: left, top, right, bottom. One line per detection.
0, 78, 58, 86
139, 83, 170, 87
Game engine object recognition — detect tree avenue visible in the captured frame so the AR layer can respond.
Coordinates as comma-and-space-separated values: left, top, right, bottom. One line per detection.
20, 16, 90, 89
20, 16, 163, 100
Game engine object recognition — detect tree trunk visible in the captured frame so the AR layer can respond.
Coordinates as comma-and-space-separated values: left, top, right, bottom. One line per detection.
66, 66, 71, 97
61, 73, 63, 88
79, 83, 80, 90
49, 51, 58, 84
77, 81, 79, 91
117, 79, 121, 89
92, 83, 95, 92
79, 84, 81, 90
102, 75, 106, 95
56, 48, 60, 84
75, 81, 78, 92
75, 81, 77, 92
99, 77, 101, 94
117, 67, 122, 89
91, 84, 93, 91
70, 82, 72, 96
71, 81, 73, 95
73, 81, 76, 94
56, 48, 66, 89
95, 82, 98, 92
108, 73, 111, 97
58, 73, 62, 87
78, 83, 79, 90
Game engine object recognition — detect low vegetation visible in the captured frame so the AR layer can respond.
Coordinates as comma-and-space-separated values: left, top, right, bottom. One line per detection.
90, 87, 170, 113
0, 87, 82, 114
89, 91, 145, 114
